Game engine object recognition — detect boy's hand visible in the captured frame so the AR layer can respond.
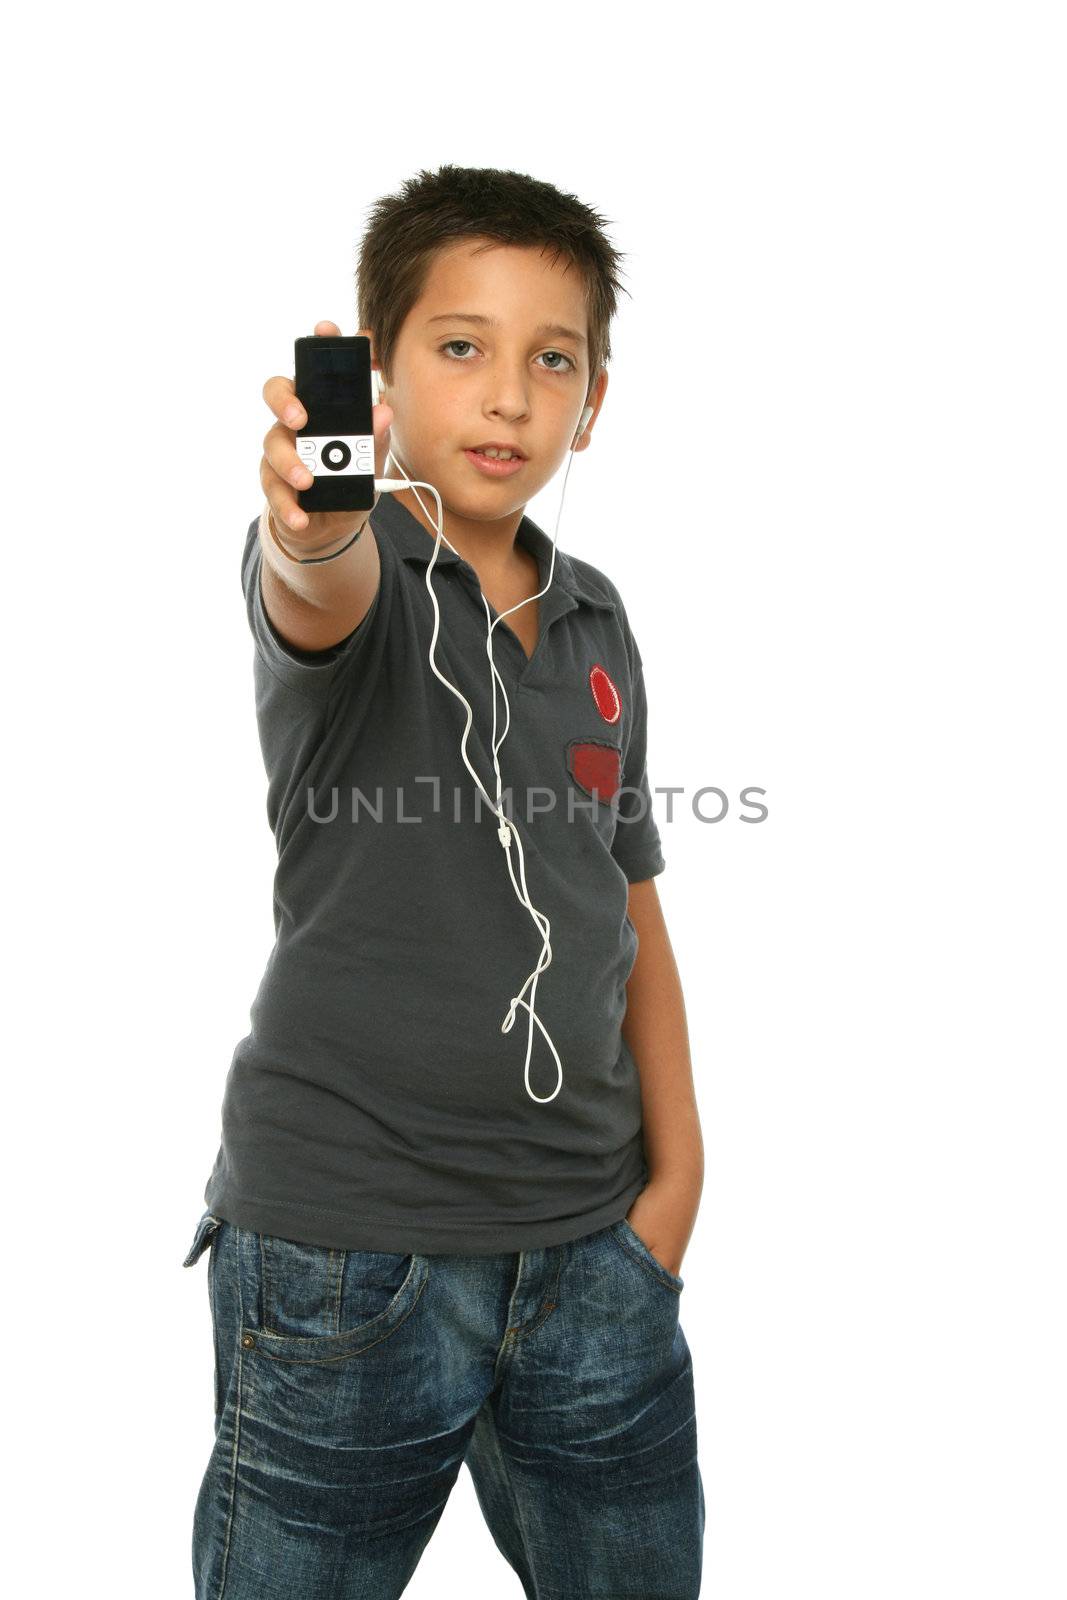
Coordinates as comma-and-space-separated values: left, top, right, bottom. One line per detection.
625, 1172, 701, 1281
259, 319, 394, 559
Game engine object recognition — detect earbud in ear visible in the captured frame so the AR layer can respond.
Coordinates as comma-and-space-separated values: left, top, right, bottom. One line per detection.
571, 404, 594, 449
370, 368, 384, 407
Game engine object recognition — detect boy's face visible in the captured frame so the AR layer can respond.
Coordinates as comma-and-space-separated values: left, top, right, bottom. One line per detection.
373, 238, 607, 525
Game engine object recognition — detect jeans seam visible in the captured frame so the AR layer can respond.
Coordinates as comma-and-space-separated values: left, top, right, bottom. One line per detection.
215, 1228, 244, 1600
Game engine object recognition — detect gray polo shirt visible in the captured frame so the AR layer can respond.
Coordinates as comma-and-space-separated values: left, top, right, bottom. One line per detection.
202, 490, 666, 1254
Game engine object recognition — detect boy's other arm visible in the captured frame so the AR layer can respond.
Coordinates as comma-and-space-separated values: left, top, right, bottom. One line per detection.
621, 877, 704, 1277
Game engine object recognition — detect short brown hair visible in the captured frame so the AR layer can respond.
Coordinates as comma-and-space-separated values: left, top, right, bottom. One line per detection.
356, 164, 629, 403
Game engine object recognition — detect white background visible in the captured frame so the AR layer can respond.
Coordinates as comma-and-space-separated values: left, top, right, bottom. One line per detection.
6, 2, 1063, 1595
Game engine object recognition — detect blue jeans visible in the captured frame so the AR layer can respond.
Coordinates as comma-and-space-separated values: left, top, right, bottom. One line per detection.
182, 1208, 704, 1598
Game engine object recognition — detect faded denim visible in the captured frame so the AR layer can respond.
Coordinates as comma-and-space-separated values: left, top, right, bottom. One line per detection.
182, 1208, 704, 1598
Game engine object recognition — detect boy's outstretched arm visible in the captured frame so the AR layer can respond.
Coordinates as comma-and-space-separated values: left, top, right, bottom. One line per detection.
621, 877, 705, 1278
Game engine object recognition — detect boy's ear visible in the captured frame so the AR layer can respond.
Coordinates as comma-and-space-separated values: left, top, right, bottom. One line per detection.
573, 367, 609, 453
358, 325, 388, 405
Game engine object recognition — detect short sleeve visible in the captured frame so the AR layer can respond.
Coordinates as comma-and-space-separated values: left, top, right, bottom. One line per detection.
241, 507, 387, 703
611, 655, 666, 883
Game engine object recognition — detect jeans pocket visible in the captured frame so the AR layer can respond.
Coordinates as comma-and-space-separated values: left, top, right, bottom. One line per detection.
249, 1232, 430, 1365
610, 1217, 685, 1294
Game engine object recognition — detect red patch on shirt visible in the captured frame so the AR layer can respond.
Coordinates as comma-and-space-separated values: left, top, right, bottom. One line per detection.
567, 740, 622, 803
589, 663, 621, 725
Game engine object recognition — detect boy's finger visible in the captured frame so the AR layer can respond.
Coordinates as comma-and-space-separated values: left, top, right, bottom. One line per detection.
263, 374, 306, 430
313, 320, 342, 336
260, 459, 307, 532
263, 420, 313, 489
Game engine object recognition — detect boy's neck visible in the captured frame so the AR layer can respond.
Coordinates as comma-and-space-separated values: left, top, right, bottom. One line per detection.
391, 486, 528, 588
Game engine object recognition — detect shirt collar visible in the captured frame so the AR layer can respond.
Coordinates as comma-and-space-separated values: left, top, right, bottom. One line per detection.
370, 491, 616, 613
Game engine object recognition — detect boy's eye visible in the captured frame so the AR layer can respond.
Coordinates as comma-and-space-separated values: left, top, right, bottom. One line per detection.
537, 350, 576, 373
439, 340, 576, 374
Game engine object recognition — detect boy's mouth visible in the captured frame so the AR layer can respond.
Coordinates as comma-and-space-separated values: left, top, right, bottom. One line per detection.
463, 446, 526, 477
466, 441, 526, 460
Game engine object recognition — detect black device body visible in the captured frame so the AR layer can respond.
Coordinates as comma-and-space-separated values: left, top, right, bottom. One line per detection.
293, 335, 376, 513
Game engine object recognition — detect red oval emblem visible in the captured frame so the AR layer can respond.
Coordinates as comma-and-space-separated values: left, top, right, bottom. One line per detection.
589, 663, 621, 724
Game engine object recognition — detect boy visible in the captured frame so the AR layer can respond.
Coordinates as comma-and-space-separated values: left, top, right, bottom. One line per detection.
184, 165, 705, 1598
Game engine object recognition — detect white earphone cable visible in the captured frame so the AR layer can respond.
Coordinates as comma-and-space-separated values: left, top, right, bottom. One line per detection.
372, 407, 588, 1104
